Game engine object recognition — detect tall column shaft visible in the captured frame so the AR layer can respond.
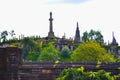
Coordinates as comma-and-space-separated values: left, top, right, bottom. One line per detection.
49, 17, 53, 32
48, 12, 54, 37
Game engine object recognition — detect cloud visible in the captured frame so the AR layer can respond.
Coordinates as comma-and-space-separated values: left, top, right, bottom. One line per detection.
62, 0, 90, 4
44, 0, 90, 5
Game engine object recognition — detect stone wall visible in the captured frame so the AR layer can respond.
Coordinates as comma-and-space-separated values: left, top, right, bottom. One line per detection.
0, 48, 7, 80
0, 47, 120, 80
18, 62, 120, 80
0, 47, 22, 80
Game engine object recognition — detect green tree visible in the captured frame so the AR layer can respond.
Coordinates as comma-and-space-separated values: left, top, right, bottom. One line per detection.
71, 41, 114, 62
22, 37, 41, 61
82, 31, 89, 42
89, 29, 95, 40
115, 58, 120, 62
9, 30, 15, 39
38, 42, 60, 62
61, 46, 70, 58
95, 31, 104, 44
57, 67, 115, 80
82, 29, 104, 44
1, 30, 8, 42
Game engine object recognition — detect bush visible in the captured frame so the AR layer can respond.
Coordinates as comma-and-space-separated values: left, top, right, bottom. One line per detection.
57, 67, 116, 80
61, 46, 70, 58
38, 42, 60, 62
71, 41, 115, 62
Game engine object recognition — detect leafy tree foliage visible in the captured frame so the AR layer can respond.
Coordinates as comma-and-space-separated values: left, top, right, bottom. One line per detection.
82, 31, 89, 42
82, 29, 104, 44
61, 46, 70, 58
38, 42, 60, 62
57, 67, 116, 80
9, 30, 15, 39
22, 37, 41, 61
73, 44, 79, 50
0, 30, 8, 42
71, 41, 115, 62
115, 58, 120, 62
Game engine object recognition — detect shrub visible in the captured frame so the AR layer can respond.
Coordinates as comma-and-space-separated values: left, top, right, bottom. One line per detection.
57, 67, 116, 80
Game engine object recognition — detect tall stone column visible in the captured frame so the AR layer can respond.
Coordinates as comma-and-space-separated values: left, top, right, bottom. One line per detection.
48, 12, 54, 37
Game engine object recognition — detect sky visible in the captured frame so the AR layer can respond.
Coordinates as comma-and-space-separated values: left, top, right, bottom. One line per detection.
0, 0, 120, 44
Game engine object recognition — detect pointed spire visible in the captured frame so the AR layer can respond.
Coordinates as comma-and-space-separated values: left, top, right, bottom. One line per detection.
77, 22, 78, 28
112, 32, 116, 43
48, 12, 54, 37
112, 32, 114, 38
111, 32, 118, 46
74, 22, 80, 43
76, 22, 79, 33
76, 22, 80, 32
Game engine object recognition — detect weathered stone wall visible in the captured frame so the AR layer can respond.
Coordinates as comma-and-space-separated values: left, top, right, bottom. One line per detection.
18, 62, 120, 80
0, 48, 7, 80
0, 47, 22, 80
0, 47, 120, 80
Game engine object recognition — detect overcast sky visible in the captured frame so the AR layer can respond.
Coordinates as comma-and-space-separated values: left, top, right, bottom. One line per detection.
0, 0, 120, 44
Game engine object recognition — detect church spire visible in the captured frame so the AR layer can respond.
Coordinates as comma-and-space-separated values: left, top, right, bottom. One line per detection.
74, 22, 80, 43
48, 12, 54, 37
111, 32, 118, 46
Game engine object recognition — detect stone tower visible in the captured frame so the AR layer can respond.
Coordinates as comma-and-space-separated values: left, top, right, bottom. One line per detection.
74, 22, 80, 43
111, 32, 118, 46
48, 12, 54, 37
111, 32, 118, 57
